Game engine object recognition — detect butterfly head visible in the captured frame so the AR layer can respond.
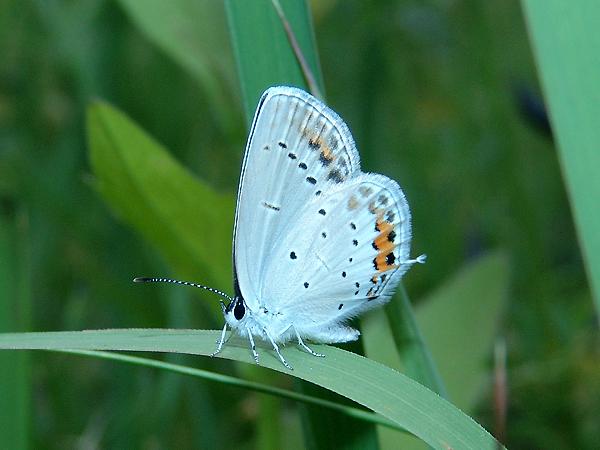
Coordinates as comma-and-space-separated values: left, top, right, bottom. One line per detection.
224, 296, 249, 327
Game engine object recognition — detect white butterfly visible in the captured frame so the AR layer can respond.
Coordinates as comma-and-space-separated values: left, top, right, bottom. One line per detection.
136, 86, 425, 369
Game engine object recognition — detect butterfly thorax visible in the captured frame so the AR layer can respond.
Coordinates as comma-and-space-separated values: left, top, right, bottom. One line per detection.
224, 296, 295, 343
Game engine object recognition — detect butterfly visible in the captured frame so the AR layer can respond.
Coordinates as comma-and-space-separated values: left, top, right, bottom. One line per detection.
135, 86, 425, 369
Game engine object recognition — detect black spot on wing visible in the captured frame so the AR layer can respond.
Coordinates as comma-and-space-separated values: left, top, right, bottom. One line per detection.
327, 168, 344, 183
288, 152, 297, 160
278, 141, 287, 149
306, 176, 317, 185
304, 282, 309, 288
262, 202, 280, 211
338, 157, 349, 173
299, 162, 307, 170
386, 253, 396, 265
290, 251, 297, 260
319, 152, 333, 166
329, 134, 339, 150
318, 209, 326, 216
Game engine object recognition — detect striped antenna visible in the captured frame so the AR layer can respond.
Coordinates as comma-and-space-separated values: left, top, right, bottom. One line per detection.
133, 277, 233, 302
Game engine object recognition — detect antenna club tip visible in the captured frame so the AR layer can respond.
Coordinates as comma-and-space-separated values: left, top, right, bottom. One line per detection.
133, 277, 153, 283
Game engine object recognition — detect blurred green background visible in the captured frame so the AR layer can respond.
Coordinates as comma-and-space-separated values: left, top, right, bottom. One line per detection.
0, 0, 598, 449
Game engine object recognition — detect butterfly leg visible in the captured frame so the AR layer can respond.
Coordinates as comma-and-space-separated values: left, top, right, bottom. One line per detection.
293, 327, 324, 357
246, 328, 260, 365
210, 323, 228, 357
264, 330, 293, 370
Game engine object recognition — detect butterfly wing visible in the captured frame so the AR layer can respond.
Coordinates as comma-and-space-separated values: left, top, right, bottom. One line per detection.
233, 87, 361, 310
260, 173, 414, 343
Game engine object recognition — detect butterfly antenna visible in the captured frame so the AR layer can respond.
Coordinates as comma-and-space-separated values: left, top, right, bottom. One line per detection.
133, 277, 233, 303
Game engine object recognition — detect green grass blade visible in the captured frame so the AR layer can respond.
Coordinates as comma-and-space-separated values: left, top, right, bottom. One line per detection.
0, 211, 31, 450
366, 253, 509, 449
232, 0, 448, 403
385, 285, 447, 398
522, 1, 600, 314
296, 342, 380, 450
55, 349, 405, 433
225, 2, 446, 447
225, 2, 374, 448
225, 0, 324, 124
87, 101, 234, 295
0, 329, 503, 450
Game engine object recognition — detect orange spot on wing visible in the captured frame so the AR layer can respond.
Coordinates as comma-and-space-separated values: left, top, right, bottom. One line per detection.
374, 218, 394, 249
375, 218, 393, 234
374, 236, 395, 253
301, 128, 336, 164
321, 144, 334, 160
375, 253, 398, 273
373, 218, 398, 273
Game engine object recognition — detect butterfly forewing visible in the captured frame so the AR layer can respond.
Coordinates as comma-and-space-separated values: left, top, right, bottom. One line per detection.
234, 87, 361, 309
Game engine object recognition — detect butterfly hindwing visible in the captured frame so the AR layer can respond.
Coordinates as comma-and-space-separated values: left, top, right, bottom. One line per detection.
259, 173, 412, 343
233, 87, 361, 310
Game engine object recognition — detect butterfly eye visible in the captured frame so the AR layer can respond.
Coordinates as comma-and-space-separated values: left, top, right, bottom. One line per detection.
233, 298, 246, 320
